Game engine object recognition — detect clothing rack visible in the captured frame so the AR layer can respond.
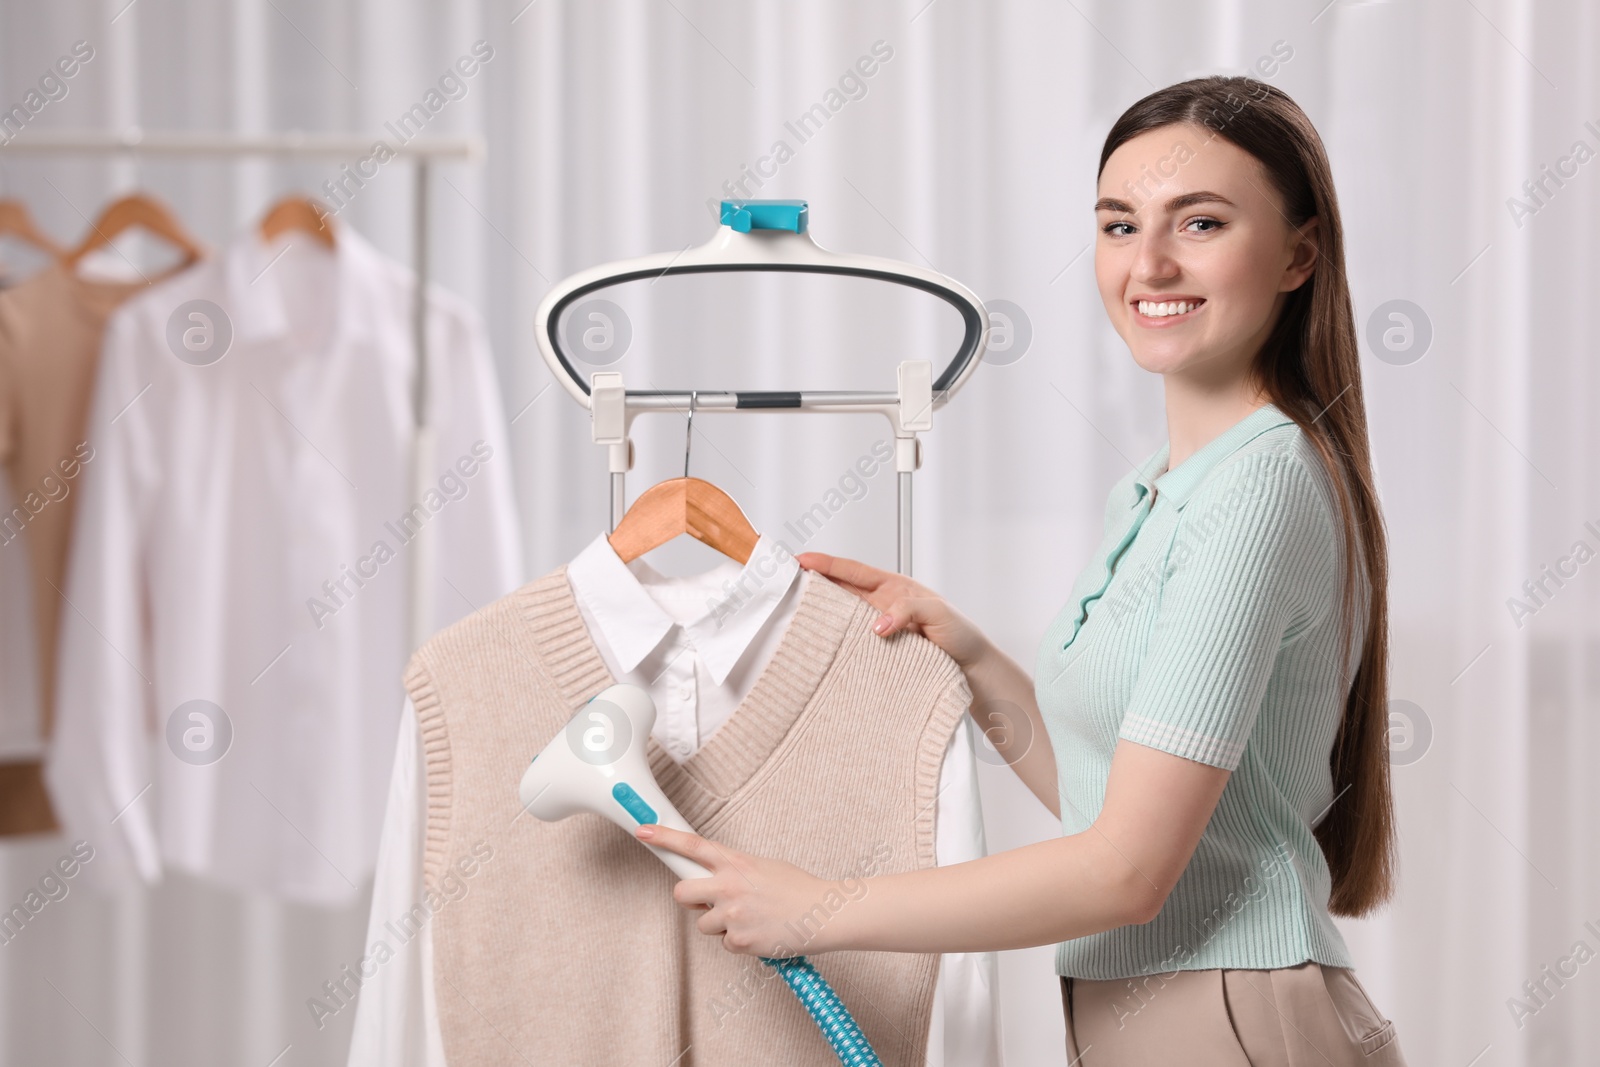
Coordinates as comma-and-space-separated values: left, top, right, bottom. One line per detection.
0, 128, 485, 651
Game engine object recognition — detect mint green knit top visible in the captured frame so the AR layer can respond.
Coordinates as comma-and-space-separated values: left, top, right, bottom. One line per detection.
1036, 401, 1367, 979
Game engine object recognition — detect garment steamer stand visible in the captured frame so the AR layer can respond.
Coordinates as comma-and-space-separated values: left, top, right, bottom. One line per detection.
527, 199, 990, 1066
533, 198, 990, 577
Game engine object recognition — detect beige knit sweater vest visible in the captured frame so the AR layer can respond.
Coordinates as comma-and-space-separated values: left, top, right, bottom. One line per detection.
401, 563, 971, 1067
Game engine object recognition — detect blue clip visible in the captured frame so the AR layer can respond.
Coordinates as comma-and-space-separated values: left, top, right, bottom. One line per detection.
720, 199, 808, 234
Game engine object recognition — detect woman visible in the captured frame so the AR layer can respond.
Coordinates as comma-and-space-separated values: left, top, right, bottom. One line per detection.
642, 75, 1407, 1066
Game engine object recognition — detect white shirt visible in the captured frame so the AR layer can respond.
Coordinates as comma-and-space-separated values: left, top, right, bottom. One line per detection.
44, 223, 524, 905
347, 531, 1002, 1065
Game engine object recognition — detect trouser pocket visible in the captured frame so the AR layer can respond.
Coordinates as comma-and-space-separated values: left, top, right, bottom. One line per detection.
1322, 966, 1407, 1063
1221, 962, 1410, 1066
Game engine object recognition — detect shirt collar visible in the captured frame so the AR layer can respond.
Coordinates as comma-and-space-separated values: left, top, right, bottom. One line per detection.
564, 530, 801, 685
1132, 401, 1295, 509
222, 214, 378, 349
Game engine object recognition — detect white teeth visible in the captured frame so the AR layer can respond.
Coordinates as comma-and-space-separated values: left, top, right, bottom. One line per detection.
1138, 300, 1200, 317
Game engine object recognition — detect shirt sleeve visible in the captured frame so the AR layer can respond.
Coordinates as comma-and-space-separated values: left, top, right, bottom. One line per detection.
1117, 452, 1337, 771
347, 697, 448, 1067
930, 715, 1001, 1067
43, 309, 163, 888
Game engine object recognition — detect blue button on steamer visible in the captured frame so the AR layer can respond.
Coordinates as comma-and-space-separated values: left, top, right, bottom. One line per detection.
612, 781, 658, 825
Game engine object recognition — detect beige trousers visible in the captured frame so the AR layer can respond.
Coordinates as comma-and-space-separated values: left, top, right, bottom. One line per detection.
1061, 961, 1408, 1066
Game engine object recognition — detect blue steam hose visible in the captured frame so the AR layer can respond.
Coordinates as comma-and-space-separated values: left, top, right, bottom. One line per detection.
759, 955, 881, 1066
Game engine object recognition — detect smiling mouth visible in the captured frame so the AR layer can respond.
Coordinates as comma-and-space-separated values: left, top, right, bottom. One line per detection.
1132, 298, 1205, 324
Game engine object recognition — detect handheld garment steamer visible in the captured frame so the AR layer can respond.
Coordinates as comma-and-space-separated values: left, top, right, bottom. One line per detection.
519, 683, 882, 1067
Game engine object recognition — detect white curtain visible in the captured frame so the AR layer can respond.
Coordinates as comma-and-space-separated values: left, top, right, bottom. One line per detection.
2, 0, 1596, 1063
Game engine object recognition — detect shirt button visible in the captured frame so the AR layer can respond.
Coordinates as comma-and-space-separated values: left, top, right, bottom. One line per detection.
672, 740, 691, 757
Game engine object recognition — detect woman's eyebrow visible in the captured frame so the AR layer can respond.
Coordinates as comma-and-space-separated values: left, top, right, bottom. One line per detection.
1094, 191, 1238, 213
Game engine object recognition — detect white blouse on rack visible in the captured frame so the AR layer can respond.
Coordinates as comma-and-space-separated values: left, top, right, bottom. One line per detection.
44, 225, 524, 904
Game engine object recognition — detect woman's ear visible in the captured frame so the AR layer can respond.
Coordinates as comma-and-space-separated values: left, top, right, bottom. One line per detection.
1282, 215, 1320, 292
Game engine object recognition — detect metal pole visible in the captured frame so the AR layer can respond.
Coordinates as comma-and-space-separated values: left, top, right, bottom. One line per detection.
610, 472, 626, 533
411, 162, 430, 428
407, 161, 437, 652
0, 129, 482, 159
897, 470, 913, 576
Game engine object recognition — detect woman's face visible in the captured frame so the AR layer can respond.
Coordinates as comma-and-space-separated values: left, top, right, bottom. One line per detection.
1094, 122, 1317, 389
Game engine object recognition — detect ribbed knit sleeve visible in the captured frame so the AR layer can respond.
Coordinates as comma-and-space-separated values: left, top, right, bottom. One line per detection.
1116, 452, 1337, 771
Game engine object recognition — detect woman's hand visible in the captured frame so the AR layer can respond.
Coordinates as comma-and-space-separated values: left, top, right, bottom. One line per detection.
799, 549, 1064, 815
638, 824, 844, 957
796, 551, 992, 670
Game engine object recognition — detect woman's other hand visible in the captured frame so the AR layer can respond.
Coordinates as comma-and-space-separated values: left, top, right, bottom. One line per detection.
796, 551, 992, 670
799, 549, 1063, 817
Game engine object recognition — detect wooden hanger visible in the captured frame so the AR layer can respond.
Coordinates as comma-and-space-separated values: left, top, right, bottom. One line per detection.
63, 192, 204, 271
607, 392, 761, 565
0, 200, 66, 258
259, 195, 336, 249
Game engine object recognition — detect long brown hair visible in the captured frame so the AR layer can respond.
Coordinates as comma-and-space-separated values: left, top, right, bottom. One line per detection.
1097, 76, 1396, 917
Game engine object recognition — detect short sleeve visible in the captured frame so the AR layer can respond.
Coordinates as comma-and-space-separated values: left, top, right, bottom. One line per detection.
1117, 452, 1336, 771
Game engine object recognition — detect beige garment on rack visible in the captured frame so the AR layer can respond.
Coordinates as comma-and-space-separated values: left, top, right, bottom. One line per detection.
0, 262, 157, 836
404, 564, 972, 1067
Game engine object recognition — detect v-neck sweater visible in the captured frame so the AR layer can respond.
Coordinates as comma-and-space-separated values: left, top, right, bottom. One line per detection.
405, 561, 970, 1066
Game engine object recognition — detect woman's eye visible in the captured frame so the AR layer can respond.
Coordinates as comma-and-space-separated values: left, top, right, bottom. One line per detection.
1100, 217, 1223, 237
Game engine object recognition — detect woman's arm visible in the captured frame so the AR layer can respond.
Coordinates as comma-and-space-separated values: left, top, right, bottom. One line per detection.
960, 643, 1061, 818
796, 552, 1061, 816
644, 738, 1231, 956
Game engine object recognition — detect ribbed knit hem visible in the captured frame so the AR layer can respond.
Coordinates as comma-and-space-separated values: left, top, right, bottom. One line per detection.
404, 657, 453, 889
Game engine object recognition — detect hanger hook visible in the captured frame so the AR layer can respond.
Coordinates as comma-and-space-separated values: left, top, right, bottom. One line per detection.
684, 390, 697, 479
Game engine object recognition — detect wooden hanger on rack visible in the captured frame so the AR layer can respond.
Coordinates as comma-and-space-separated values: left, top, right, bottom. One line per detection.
0, 200, 66, 258
607, 391, 761, 565
258, 195, 336, 249
63, 192, 204, 271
